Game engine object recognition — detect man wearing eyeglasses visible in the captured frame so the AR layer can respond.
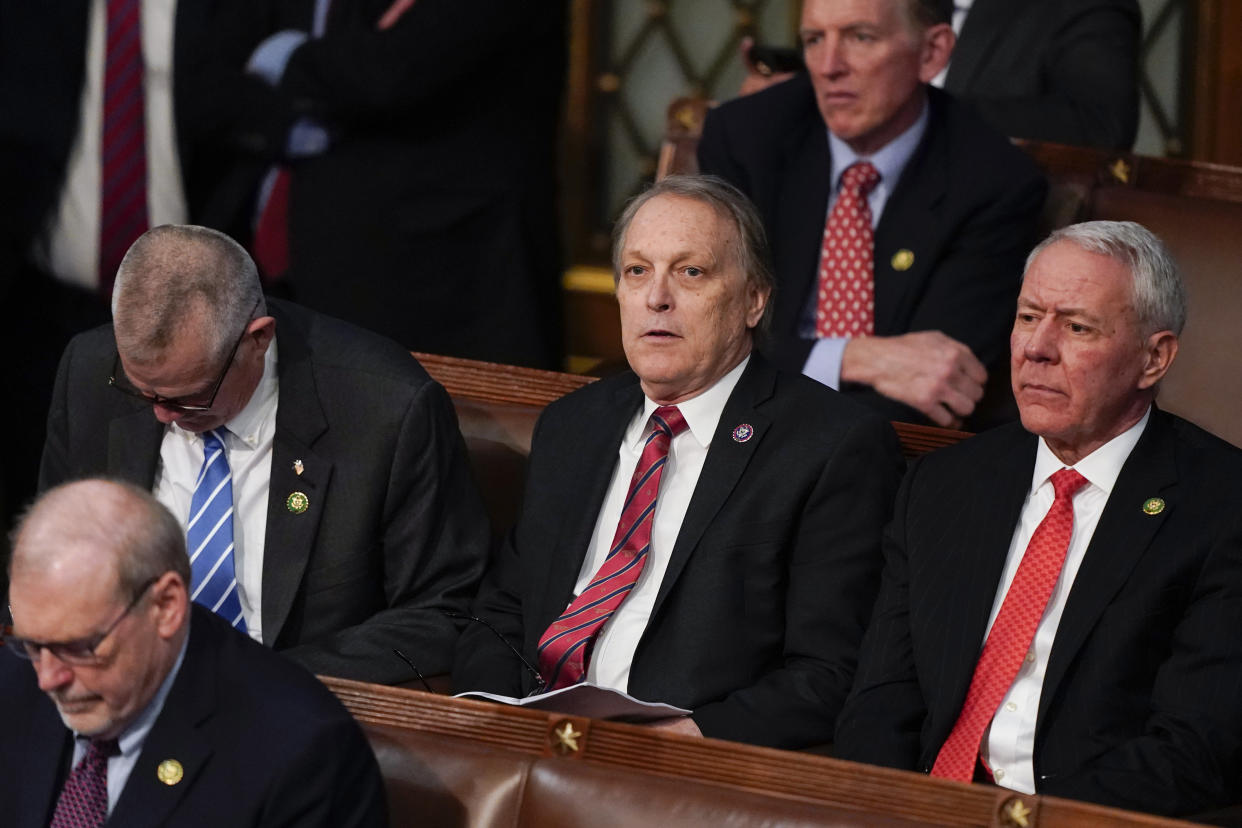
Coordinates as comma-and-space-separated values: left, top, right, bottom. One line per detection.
1, 478, 386, 827
36, 224, 489, 685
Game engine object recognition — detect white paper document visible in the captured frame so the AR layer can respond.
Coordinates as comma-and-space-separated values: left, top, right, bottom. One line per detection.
455, 682, 690, 723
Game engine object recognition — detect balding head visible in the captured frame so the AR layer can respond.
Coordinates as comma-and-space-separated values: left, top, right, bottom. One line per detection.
112, 225, 265, 367
8, 480, 191, 738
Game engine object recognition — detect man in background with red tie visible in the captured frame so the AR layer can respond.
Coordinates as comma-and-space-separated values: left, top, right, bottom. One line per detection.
698, 0, 1045, 430
834, 221, 1242, 819
0, 479, 385, 827
0, 1, 259, 569
453, 175, 903, 749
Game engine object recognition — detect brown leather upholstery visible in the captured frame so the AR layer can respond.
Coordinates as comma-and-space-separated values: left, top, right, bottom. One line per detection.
327, 677, 1198, 828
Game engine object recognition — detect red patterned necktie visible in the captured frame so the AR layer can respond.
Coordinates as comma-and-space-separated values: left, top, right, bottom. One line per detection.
50, 738, 120, 828
99, 0, 149, 296
814, 161, 881, 338
931, 468, 1089, 782
537, 405, 689, 690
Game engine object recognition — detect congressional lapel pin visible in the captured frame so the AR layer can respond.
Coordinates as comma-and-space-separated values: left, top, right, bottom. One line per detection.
156, 759, 183, 786
1141, 497, 1165, 516
891, 249, 915, 271
293, 459, 304, 476
732, 423, 754, 443
286, 491, 310, 514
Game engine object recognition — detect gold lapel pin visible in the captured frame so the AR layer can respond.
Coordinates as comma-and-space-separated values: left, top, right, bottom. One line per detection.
891, 249, 914, 271
1142, 497, 1165, 516
156, 759, 184, 786
293, 459, 304, 476
287, 491, 310, 514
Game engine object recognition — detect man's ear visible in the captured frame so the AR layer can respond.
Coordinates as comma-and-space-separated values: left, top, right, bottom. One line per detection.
1137, 330, 1178, 390
917, 23, 955, 84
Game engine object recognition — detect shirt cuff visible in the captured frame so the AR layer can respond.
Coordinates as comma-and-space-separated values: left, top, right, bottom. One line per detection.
247, 30, 309, 86
801, 338, 847, 390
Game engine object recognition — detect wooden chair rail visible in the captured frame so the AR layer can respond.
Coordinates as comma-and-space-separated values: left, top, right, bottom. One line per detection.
324, 676, 1199, 828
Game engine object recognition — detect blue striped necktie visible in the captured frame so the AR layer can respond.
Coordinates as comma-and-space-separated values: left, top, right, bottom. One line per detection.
188, 429, 246, 631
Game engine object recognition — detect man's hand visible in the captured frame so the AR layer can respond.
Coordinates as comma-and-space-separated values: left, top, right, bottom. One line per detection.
644, 716, 703, 737
841, 332, 987, 428
738, 37, 796, 97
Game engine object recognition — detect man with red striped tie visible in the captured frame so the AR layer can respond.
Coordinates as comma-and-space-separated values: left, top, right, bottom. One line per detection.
834, 221, 1242, 819
454, 175, 902, 749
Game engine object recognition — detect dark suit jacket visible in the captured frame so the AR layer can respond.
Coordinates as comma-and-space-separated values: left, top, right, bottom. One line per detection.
210, 0, 567, 368
834, 409, 1242, 817
945, 0, 1140, 150
0, 605, 386, 828
698, 79, 1046, 426
39, 299, 489, 684
453, 354, 903, 749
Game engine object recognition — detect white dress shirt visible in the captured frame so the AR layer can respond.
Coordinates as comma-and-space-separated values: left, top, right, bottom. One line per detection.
153, 342, 279, 642
35, 0, 187, 290
574, 356, 750, 692
981, 407, 1151, 792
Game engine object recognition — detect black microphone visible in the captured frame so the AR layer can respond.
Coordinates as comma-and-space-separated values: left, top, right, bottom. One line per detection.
391, 648, 433, 692
444, 610, 546, 694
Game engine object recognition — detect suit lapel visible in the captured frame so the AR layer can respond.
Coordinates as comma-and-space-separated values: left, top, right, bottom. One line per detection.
771, 111, 833, 339
13, 699, 71, 828
109, 611, 217, 828
260, 306, 331, 645
107, 408, 164, 487
873, 92, 949, 337
648, 356, 774, 622
1039, 412, 1178, 720
943, 0, 1015, 92
537, 380, 643, 628
931, 429, 1037, 715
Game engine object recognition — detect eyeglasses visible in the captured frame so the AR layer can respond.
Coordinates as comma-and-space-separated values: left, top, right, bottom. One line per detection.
107, 298, 261, 413
2, 577, 160, 666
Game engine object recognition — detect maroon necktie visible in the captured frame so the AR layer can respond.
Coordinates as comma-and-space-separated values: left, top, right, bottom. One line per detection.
815, 161, 880, 338
931, 468, 1089, 781
99, 0, 149, 295
50, 738, 120, 828
537, 406, 688, 690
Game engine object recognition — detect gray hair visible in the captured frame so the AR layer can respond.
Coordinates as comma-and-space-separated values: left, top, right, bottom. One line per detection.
612, 174, 775, 332
906, 0, 952, 27
1025, 220, 1187, 336
112, 224, 265, 366
9, 479, 191, 605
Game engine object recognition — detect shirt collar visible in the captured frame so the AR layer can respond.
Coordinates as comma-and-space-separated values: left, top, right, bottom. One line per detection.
1031, 406, 1152, 497
827, 90, 929, 193
624, 354, 751, 451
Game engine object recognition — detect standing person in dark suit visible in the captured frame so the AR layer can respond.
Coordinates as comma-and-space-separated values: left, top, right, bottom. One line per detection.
835, 221, 1242, 818
224, 0, 568, 369
40, 224, 489, 685
0, 0, 261, 561
938, 0, 1141, 150
699, 0, 1045, 430
453, 175, 903, 749
0, 479, 386, 828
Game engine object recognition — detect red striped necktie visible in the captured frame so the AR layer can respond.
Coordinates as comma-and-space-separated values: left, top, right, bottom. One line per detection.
537, 405, 689, 690
931, 468, 1089, 781
99, 0, 149, 296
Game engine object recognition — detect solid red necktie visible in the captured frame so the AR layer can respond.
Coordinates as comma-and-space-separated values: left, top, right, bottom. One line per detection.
98, 0, 149, 296
931, 468, 1089, 781
815, 161, 881, 338
50, 738, 120, 828
537, 406, 688, 690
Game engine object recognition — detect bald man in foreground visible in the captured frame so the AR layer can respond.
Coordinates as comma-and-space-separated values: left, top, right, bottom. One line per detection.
0, 479, 386, 827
